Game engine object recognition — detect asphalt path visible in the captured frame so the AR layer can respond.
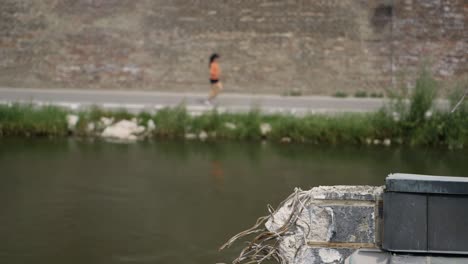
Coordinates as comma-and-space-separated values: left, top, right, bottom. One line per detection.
0, 87, 415, 115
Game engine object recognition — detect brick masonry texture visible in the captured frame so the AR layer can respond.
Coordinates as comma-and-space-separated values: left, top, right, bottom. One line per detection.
0, 0, 466, 94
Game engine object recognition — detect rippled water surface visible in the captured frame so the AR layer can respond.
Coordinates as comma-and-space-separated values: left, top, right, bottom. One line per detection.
0, 138, 466, 264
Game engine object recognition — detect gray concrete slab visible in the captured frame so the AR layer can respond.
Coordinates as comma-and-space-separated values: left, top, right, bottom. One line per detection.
346, 249, 468, 264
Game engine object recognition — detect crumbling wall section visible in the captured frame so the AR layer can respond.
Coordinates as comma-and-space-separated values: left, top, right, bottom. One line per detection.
264, 186, 384, 264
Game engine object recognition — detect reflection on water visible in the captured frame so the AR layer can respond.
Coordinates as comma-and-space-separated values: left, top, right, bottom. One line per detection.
0, 138, 466, 264
211, 161, 225, 192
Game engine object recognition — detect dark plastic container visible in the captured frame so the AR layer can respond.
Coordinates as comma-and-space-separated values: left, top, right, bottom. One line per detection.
383, 173, 468, 254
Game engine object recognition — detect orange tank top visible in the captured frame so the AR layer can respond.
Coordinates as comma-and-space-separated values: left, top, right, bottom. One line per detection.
210, 62, 220, 80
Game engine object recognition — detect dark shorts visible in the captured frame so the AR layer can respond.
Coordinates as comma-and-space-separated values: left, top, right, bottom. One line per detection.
210, 79, 219, 84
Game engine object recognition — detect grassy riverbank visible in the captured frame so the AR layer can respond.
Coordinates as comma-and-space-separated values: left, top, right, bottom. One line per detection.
0, 74, 467, 148
0, 102, 466, 148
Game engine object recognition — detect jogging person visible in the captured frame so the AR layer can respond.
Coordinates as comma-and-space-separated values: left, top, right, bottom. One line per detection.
205, 53, 223, 105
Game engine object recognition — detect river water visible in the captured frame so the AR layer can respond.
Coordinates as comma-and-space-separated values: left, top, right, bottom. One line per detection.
0, 138, 466, 264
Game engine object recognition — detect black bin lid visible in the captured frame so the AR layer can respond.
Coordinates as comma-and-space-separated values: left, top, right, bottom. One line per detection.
386, 173, 468, 195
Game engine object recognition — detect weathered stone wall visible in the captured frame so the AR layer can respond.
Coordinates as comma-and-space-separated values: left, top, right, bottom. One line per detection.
266, 186, 383, 264
0, 0, 466, 94
392, 0, 468, 89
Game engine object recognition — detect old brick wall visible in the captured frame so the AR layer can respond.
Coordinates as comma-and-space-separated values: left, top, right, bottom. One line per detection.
393, 0, 468, 88
0, 0, 466, 94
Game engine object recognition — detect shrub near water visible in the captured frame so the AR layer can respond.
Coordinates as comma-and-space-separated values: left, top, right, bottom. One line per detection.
0, 104, 68, 136
383, 69, 467, 147
407, 68, 438, 123
154, 106, 189, 138
0, 103, 466, 148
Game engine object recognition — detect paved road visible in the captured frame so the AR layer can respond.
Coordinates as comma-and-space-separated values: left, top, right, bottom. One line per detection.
0, 87, 392, 115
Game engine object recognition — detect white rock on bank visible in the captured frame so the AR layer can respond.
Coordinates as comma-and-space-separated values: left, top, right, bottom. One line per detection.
127, 134, 138, 141
224, 122, 237, 130
87, 122, 95, 132
199, 131, 208, 141
66, 114, 79, 131
260, 123, 272, 136
185, 133, 197, 140
100, 117, 114, 127
425, 110, 433, 119
101, 120, 146, 141
147, 120, 156, 131
383, 139, 391, 146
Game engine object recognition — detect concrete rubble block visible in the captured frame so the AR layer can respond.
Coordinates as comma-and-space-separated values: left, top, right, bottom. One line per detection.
261, 187, 385, 264
295, 246, 355, 264
310, 186, 384, 201
328, 205, 375, 244
266, 197, 307, 231
304, 204, 375, 244
307, 205, 335, 242
276, 234, 307, 263
268, 205, 336, 261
